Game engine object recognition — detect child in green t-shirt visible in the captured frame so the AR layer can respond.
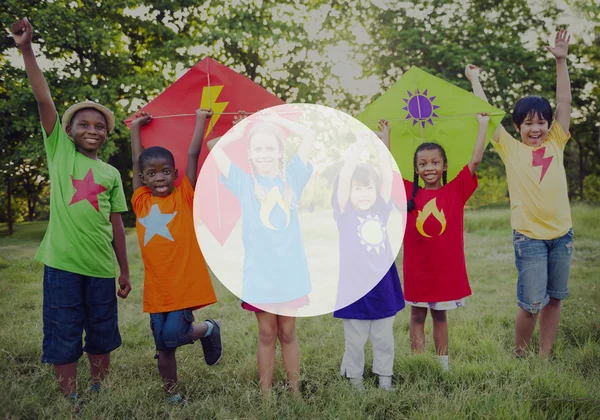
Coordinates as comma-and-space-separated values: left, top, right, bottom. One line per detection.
11, 17, 131, 401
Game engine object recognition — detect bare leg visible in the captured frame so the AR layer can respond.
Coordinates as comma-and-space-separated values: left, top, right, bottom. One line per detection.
255, 312, 278, 394
191, 321, 209, 340
410, 307, 427, 353
88, 352, 110, 387
157, 349, 178, 393
514, 307, 538, 357
277, 315, 300, 396
539, 298, 561, 356
430, 309, 448, 356
54, 362, 77, 397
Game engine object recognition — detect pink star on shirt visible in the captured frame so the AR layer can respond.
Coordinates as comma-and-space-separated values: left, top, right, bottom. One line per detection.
69, 169, 107, 211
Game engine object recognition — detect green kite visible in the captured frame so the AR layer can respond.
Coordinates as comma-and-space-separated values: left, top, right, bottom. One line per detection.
357, 66, 505, 183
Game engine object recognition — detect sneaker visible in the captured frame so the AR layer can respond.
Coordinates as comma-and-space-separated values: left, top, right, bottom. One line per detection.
199, 319, 222, 365
167, 393, 186, 405
349, 377, 365, 391
66, 393, 82, 414
379, 375, 396, 392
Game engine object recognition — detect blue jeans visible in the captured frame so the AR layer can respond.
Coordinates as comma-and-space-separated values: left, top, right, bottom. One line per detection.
150, 309, 195, 351
42, 266, 121, 364
513, 229, 573, 314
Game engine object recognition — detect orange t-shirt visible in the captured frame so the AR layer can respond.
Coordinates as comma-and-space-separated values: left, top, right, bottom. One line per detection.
132, 176, 216, 313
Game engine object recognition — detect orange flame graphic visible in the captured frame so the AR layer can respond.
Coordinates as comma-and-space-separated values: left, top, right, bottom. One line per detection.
415, 198, 446, 238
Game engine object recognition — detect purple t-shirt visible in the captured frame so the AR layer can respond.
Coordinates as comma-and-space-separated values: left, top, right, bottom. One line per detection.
332, 193, 405, 320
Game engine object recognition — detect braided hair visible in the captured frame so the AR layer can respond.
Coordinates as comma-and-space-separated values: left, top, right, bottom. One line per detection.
247, 122, 295, 207
406, 142, 448, 212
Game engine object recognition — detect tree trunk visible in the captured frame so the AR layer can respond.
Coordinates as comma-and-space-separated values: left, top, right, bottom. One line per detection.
28, 193, 36, 222
578, 139, 585, 201
6, 174, 13, 236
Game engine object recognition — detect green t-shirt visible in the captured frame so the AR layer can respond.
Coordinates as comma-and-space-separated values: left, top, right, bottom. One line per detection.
35, 115, 128, 278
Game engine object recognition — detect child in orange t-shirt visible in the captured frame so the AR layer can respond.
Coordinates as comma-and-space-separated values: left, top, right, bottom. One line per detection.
130, 109, 220, 403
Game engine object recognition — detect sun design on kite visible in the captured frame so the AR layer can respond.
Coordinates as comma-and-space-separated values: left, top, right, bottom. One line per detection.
403, 88, 440, 128
356, 214, 386, 254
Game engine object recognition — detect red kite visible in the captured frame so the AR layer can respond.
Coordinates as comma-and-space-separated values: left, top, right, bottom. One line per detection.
124, 57, 285, 245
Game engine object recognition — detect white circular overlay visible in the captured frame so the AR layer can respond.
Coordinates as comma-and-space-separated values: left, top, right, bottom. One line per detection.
194, 104, 406, 316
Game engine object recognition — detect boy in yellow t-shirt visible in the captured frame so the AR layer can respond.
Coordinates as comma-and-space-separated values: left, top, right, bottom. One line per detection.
467, 30, 573, 357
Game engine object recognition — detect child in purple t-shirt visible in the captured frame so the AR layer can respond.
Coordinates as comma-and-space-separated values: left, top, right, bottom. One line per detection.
333, 121, 405, 391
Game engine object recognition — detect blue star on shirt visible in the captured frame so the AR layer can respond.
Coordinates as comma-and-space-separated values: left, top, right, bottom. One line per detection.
138, 204, 177, 246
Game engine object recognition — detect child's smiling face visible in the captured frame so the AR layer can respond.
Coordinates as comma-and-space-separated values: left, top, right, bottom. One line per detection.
350, 177, 377, 211
514, 112, 549, 147
66, 109, 108, 157
249, 133, 282, 177
416, 148, 447, 189
140, 157, 178, 197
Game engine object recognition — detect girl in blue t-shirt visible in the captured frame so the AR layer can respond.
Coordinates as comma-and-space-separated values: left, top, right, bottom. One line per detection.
210, 110, 314, 396
332, 120, 405, 391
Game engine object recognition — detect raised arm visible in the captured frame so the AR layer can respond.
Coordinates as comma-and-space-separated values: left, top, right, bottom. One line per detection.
466, 64, 503, 141
261, 110, 316, 166
374, 119, 393, 203
11, 18, 57, 135
337, 131, 371, 212
546, 30, 572, 134
130, 112, 152, 191
209, 111, 248, 179
187, 108, 212, 188
468, 113, 489, 175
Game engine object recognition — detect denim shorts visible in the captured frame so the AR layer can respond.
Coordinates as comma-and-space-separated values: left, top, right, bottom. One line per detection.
150, 309, 195, 351
513, 229, 574, 314
42, 266, 121, 364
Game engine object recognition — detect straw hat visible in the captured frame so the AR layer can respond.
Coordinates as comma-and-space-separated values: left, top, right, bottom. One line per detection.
62, 100, 115, 133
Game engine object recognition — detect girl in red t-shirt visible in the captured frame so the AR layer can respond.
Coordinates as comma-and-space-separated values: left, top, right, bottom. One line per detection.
398, 112, 489, 371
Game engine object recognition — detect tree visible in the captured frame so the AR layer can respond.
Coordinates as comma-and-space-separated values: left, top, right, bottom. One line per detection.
564, 0, 600, 200
346, 0, 599, 203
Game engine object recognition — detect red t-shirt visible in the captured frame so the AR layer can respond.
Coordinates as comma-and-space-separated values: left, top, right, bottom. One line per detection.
403, 165, 477, 302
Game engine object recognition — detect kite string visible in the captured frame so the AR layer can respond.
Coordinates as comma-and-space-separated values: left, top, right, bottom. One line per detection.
151, 111, 505, 121
207, 58, 212, 109
205, 60, 223, 230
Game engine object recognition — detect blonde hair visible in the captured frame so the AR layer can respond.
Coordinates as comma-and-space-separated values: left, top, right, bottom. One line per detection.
247, 122, 295, 207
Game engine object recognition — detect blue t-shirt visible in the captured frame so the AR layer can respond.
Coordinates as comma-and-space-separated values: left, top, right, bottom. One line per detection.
221, 154, 313, 304
332, 193, 405, 320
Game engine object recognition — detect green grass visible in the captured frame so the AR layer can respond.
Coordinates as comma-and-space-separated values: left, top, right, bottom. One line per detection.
1, 205, 599, 419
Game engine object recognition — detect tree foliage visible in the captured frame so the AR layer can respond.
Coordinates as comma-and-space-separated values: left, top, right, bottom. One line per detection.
1, 0, 598, 233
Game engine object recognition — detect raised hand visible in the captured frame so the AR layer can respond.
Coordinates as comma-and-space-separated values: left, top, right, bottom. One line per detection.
357, 129, 372, 148
465, 64, 480, 82
197, 108, 213, 119
546, 29, 570, 60
233, 110, 248, 126
132, 111, 153, 127
477, 112, 490, 125
376, 119, 391, 140
259, 108, 282, 124
11, 18, 33, 49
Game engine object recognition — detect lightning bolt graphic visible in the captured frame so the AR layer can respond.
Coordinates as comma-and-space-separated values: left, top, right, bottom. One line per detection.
200, 86, 229, 139
532, 147, 553, 183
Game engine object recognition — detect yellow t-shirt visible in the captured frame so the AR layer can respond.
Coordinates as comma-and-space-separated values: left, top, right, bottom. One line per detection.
493, 121, 571, 240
